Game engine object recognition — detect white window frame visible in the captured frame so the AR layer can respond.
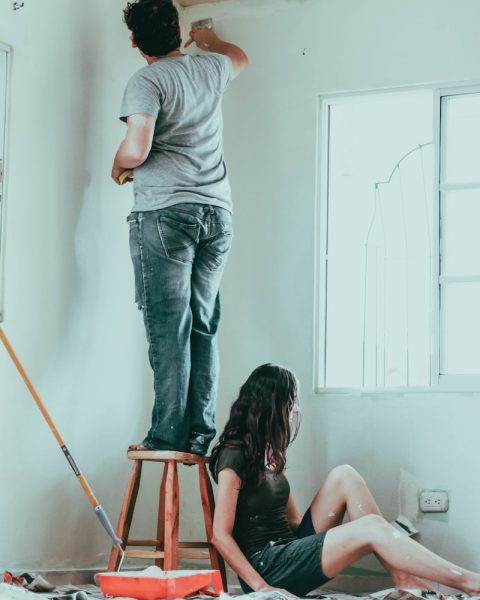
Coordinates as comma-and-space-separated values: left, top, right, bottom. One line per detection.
314, 82, 480, 394
0, 41, 12, 323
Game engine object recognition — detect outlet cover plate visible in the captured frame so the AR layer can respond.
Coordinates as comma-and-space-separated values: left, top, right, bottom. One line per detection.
419, 489, 449, 513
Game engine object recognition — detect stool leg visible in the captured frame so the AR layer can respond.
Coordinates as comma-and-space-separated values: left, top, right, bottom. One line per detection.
108, 460, 143, 571
163, 460, 179, 570
198, 463, 228, 591
155, 464, 168, 568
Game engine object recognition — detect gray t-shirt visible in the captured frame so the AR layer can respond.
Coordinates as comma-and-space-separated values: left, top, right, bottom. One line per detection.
120, 53, 232, 212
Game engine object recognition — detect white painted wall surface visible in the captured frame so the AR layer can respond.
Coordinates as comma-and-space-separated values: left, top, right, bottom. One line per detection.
183, 0, 480, 583
0, 0, 164, 571
0, 0, 479, 584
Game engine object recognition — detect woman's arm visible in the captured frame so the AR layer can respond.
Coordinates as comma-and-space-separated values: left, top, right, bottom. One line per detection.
286, 492, 303, 532
212, 468, 269, 592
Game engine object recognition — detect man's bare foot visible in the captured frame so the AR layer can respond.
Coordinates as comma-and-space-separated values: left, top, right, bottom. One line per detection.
128, 443, 149, 451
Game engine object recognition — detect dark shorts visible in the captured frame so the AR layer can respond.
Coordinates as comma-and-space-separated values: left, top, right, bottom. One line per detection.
240, 508, 331, 596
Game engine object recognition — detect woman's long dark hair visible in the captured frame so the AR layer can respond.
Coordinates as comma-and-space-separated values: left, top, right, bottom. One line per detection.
209, 364, 300, 486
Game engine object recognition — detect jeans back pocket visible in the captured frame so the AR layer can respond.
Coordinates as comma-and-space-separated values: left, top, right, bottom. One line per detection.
157, 215, 200, 264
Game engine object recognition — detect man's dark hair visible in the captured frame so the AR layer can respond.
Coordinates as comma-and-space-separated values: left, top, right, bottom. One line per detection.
123, 0, 181, 57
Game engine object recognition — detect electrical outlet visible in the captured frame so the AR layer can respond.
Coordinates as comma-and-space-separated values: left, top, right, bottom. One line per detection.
419, 489, 449, 513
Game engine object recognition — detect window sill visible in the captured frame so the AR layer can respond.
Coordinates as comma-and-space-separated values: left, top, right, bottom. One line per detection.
314, 384, 480, 396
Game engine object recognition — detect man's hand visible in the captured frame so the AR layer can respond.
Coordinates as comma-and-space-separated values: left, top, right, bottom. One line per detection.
184, 28, 248, 79
111, 165, 134, 186
184, 27, 220, 51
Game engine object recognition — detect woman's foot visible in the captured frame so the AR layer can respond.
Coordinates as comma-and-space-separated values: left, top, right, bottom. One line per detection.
462, 573, 480, 596
391, 571, 435, 591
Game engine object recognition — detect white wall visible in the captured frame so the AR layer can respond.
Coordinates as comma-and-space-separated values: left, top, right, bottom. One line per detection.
183, 0, 480, 584
1, 0, 480, 585
0, 0, 166, 571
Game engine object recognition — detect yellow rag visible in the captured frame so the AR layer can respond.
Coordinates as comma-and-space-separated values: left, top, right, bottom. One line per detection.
119, 170, 134, 185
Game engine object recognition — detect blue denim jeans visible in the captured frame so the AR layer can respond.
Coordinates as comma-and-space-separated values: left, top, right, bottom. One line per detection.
127, 203, 233, 453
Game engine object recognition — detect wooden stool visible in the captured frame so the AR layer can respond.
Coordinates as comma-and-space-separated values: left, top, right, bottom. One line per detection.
108, 451, 227, 590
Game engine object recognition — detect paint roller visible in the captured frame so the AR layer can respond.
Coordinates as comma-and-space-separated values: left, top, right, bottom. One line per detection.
0, 327, 126, 571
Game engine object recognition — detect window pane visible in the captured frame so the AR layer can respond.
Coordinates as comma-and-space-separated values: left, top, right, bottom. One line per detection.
440, 282, 480, 375
323, 91, 434, 388
443, 94, 480, 184
442, 189, 480, 276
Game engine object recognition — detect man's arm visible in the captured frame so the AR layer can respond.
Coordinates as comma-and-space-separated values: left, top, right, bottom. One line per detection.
185, 28, 248, 79
111, 113, 155, 185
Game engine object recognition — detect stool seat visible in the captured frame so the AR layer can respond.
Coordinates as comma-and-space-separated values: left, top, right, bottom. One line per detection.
127, 450, 209, 464
108, 451, 227, 591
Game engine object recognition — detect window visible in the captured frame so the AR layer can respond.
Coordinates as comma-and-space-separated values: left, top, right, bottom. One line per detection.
316, 86, 480, 390
0, 43, 11, 322
440, 93, 480, 381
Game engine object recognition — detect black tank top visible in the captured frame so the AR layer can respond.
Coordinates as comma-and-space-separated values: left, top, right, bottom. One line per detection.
216, 442, 295, 557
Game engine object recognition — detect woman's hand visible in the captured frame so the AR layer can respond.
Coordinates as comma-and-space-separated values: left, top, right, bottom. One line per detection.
258, 585, 300, 599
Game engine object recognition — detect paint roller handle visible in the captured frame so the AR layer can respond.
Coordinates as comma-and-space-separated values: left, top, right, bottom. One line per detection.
0, 327, 124, 562
94, 505, 123, 547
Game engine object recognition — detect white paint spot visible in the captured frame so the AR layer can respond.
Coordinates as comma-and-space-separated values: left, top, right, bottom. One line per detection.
357, 503, 364, 512
392, 531, 402, 539
104, 566, 209, 578
328, 511, 336, 517
450, 569, 462, 577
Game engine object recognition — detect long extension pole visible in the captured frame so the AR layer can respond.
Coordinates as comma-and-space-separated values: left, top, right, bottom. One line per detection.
0, 326, 125, 570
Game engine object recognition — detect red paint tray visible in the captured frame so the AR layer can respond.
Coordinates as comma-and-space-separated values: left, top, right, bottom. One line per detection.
96, 566, 223, 600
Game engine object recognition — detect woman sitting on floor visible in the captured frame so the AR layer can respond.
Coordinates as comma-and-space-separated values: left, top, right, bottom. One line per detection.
209, 363, 480, 598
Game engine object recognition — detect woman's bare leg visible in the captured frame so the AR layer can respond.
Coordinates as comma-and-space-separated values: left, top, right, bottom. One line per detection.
308, 465, 432, 589
308, 465, 381, 531
321, 515, 480, 595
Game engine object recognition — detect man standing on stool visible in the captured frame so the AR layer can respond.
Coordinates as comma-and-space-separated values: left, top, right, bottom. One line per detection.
112, 0, 248, 454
